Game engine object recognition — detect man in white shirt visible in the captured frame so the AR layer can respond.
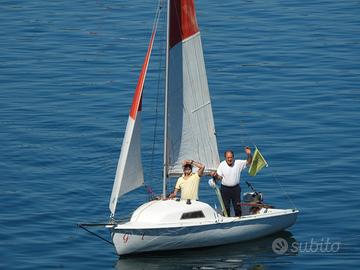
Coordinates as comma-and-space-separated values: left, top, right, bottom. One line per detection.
211, 147, 252, 217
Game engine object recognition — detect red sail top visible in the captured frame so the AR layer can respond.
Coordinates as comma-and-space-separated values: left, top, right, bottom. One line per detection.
170, 0, 199, 49
129, 28, 156, 120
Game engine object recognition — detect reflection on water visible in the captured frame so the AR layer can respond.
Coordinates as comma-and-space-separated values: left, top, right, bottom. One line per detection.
115, 231, 297, 270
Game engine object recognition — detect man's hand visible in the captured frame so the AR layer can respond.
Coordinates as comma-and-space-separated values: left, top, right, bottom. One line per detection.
210, 171, 222, 180
208, 178, 216, 188
182, 160, 192, 166
245, 146, 253, 166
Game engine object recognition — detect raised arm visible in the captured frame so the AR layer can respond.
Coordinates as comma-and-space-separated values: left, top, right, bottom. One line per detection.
183, 160, 205, 177
245, 146, 253, 166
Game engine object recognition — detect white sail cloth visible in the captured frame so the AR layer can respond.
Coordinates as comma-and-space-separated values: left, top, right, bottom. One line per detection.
167, 32, 220, 176
109, 15, 159, 216
109, 114, 144, 216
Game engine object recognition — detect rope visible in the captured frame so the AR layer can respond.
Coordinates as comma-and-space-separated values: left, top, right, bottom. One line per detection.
137, 0, 164, 197
268, 166, 297, 210
150, 1, 166, 182
238, 119, 297, 209
78, 224, 114, 246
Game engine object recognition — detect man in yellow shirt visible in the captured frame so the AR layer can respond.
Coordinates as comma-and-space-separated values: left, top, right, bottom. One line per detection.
169, 160, 205, 200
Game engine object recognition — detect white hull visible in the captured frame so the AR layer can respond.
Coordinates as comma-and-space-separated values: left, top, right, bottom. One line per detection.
110, 200, 298, 256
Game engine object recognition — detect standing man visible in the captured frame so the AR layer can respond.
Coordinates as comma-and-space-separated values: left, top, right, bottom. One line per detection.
169, 160, 205, 200
211, 147, 252, 217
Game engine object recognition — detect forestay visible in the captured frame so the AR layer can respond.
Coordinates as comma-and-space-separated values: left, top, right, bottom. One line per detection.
109, 13, 160, 216
166, 0, 220, 176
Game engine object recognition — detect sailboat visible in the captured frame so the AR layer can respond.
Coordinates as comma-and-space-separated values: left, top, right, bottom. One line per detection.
105, 0, 298, 256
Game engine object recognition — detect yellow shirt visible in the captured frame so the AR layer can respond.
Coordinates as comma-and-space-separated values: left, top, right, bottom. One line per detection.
175, 173, 201, 200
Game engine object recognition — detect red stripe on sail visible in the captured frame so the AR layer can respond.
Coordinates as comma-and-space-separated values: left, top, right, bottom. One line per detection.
170, 0, 199, 49
129, 28, 156, 120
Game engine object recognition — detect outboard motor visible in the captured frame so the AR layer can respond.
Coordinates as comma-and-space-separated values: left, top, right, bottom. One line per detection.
242, 181, 264, 215
243, 191, 263, 204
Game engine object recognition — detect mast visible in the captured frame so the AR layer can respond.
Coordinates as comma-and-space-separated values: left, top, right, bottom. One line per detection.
162, 0, 170, 198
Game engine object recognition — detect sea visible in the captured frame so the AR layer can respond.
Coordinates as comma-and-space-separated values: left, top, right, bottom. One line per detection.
1, 0, 359, 269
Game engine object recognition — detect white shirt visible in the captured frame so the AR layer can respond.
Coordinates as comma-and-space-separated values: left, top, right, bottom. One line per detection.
217, 160, 247, 187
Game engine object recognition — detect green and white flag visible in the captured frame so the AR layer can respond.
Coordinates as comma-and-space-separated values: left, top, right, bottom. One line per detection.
248, 147, 268, 176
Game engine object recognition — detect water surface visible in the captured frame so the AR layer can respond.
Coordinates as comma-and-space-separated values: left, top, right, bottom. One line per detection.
1, 0, 359, 269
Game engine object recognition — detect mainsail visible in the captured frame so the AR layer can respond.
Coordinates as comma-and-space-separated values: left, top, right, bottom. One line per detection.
109, 16, 159, 216
166, 0, 220, 176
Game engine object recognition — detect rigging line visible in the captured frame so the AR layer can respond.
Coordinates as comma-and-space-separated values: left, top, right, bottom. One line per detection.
153, 1, 163, 33
136, 0, 163, 196
238, 118, 296, 209
78, 224, 114, 246
150, 3, 166, 183
268, 166, 298, 210
163, 0, 171, 198
146, 0, 163, 49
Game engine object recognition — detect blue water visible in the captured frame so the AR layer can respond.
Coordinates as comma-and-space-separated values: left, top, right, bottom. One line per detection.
1, 0, 359, 269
